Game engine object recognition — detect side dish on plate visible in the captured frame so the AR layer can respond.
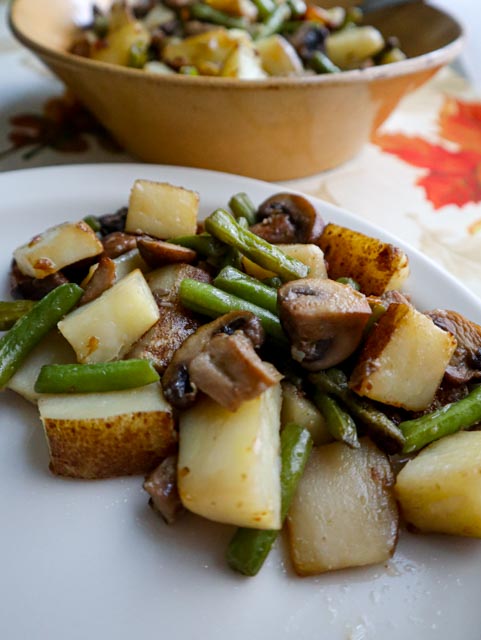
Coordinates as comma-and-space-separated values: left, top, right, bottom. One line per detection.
3, 178, 481, 577
70, 0, 406, 78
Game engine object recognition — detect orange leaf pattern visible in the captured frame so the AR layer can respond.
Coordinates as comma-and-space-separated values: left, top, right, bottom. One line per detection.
373, 98, 481, 210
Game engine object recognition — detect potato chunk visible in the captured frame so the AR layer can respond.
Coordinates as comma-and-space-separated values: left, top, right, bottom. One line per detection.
287, 439, 398, 575
178, 384, 282, 529
395, 431, 481, 537
221, 42, 267, 79
242, 244, 326, 280
256, 35, 303, 76
125, 180, 199, 239
281, 382, 332, 446
58, 269, 159, 363
13, 221, 103, 279
318, 223, 409, 295
350, 303, 457, 411
39, 383, 176, 479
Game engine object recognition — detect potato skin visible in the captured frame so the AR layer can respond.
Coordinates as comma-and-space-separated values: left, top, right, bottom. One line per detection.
44, 411, 176, 479
318, 223, 409, 296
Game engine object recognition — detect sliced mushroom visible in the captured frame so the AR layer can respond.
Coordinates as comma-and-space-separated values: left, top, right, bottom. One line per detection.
288, 23, 329, 64
10, 260, 69, 300
79, 255, 116, 305
425, 309, 481, 385
250, 193, 324, 245
137, 236, 197, 268
162, 311, 267, 410
189, 332, 283, 412
143, 455, 184, 525
278, 278, 372, 370
102, 231, 137, 259
97, 207, 128, 236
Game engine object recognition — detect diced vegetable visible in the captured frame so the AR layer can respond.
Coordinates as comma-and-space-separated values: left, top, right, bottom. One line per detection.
0, 283, 82, 389
226, 422, 312, 575
58, 269, 160, 364
242, 243, 326, 280
350, 302, 457, 412
91, 20, 150, 67
312, 390, 359, 449
287, 438, 399, 575
39, 382, 176, 479
228, 192, 257, 225
281, 381, 333, 446
162, 29, 243, 75
0, 300, 36, 330
256, 35, 303, 76
13, 221, 103, 279
125, 180, 199, 239
35, 359, 159, 394
325, 26, 385, 69
221, 41, 267, 78
395, 431, 481, 537
213, 266, 278, 314
318, 223, 409, 296
178, 384, 282, 529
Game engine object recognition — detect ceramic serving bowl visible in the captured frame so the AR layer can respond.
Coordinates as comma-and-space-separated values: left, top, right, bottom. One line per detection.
9, 0, 463, 180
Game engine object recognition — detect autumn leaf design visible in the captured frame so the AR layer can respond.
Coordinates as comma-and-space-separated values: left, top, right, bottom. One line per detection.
373, 97, 481, 210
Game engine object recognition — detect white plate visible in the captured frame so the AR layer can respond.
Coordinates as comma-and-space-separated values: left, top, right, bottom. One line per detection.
1, 164, 481, 640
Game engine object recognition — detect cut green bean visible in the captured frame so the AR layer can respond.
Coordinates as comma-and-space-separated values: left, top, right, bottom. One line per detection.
251, 0, 276, 20
169, 233, 226, 259
213, 266, 278, 315
310, 50, 341, 74
0, 300, 36, 331
83, 215, 101, 233
262, 276, 283, 289
226, 423, 312, 576
255, 3, 291, 39
336, 276, 360, 291
179, 278, 286, 343
204, 209, 308, 281
0, 283, 83, 389
313, 390, 359, 448
309, 368, 405, 453
127, 41, 149, 68
400, 385, 481, 454
190, 3, 249, 29
35, 359, 159, 394
179, 65, 199, 76
228, 192, 257, 226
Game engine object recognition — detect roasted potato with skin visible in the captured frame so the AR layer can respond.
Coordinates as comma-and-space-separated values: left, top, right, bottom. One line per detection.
39, 383, 176, 479
318, 223, 409, 296
287, 438, 399, 575
350, 302, 457, 411
395, 431, 481, 537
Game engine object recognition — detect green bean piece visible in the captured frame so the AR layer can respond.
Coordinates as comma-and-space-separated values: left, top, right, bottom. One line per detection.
179, 65, 199, 76
169, 233, 226, 259
228, 192, 257, 226
363, 299, 387, 336
262, 276, 283, 289
255, 3, 291, 39
213, 266, 278, 315
0, 300, 36, 331
179, 278, 286, 343
83, 215, 101, 233
309, 369, 405, 453
286, 0, 306, 19
400, 385, 481, 454
190, 3, 249, 29
313, 390, 359, 448
226, 423, 313, 576
204, 209, 308, 281
251, 0, 276, 20
310, 51, 341, 74
128, 41, 149, 68
336, 276, 360, 291
0, 283, 83, 389
35, 359, 159, 394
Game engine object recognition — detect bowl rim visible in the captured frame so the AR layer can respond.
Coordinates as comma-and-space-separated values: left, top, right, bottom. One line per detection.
9, 0, 465, 90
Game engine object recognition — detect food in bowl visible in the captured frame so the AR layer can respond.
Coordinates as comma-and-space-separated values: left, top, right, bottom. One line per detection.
69, 0, 406, 78
3, 177, 481, 577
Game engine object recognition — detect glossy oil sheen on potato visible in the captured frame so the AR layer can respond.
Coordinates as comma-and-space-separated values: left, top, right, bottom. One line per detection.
395, 431, 481, 537
287, 438, 398, 575
178, 384, 282, 529
350, 302, 457, 411
39, 383, 176, 479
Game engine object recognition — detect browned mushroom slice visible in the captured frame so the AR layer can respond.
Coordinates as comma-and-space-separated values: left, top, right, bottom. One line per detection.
250, 193, 324, 245
137, 236, 196, 268
189, 332, 283, 412
162, 311, 266, 410
426, 309, 481, 385
278, 278, 372, 370
10, 260, 69, 301
80, 255, 116, 305
102, 231, 138, 259
143, 455, 184, 525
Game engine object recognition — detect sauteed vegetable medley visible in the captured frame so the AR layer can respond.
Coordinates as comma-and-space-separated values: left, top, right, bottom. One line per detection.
70, 0, 406, 78
4, 179, 481, 576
